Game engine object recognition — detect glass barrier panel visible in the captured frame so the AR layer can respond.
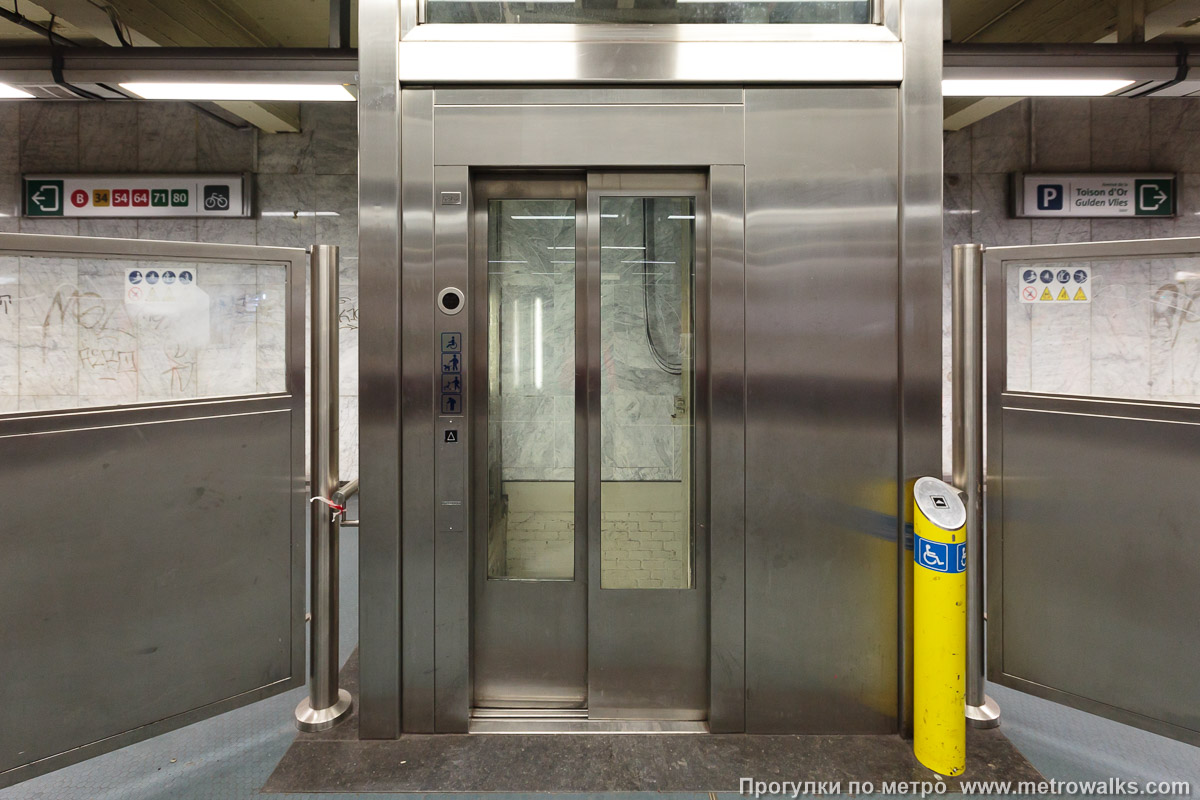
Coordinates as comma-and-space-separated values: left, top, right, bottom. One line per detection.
1006, 257, 1200, 404
0, 256, 287, 414
426, 0, 873, 25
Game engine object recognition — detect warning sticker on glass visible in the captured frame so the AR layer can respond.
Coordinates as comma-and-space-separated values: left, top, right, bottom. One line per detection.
1019, 265, 1092, 304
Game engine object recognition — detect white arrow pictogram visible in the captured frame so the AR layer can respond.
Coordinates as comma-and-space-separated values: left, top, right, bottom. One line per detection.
30, 185, 60, 213
1140, 184, 1168, 212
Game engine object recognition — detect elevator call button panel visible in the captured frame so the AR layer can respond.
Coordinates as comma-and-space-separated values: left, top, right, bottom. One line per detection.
440, 332, 463, 417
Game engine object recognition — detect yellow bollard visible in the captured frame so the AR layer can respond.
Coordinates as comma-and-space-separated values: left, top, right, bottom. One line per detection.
913, 476, 967, 777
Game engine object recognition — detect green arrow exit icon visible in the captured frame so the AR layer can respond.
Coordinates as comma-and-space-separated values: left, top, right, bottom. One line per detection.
25, 179, 64, 217
1134, 179, 1174, 216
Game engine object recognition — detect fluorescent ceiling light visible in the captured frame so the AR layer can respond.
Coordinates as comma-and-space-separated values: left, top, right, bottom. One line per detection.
942, 78, 1134, 97
121, 82, 355, 101
0, 83, 35, 99
668, 215, 696, 220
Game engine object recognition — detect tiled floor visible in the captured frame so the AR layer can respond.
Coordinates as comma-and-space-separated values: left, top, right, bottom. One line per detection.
3, 524, 1197, 799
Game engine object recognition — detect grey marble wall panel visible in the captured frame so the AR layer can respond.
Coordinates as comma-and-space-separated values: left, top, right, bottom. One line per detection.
79, 104, 139, 173
1091, 98, 1151, 171
971, 173, 1030, 246
1149, 98, 1200, 173
20, 104, 79, 173
0, 174, 18, 233
0, 256, 16, 398
258, 104, 356, 175
1091, 218, 1151, 242
138, 218, 199, 242
1031, 98, 1090, 172
137, 103, 197, 172
0, 104, 18, 174
78, 219, 138, 238
256, 174, 319, 247
18, 218, 79, 235
197, 113, 257, 173
943, 129, 970, 174
970, 101, 1028, 174
1030, 218, 1092, 245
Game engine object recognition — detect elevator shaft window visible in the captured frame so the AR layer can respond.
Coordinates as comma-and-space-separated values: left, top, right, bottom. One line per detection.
426, 0, 873, 25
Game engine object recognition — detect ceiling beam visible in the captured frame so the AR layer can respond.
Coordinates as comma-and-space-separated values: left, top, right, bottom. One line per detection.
30, 0, 311, 130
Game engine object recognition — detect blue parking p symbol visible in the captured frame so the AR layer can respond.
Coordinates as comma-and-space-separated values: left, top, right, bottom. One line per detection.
1037, 184, 1064, 211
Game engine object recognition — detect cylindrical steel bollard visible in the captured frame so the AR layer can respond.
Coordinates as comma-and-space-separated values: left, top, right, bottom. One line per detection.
913, 476, 967, 777
295, 244, 353, 732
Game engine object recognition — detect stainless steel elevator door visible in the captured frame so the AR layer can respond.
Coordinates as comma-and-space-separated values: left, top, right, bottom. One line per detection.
471, 176, 589, 708
470, 173, 709, 719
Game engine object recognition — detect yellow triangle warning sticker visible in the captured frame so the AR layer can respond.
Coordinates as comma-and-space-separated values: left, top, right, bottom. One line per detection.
1057, 287, 1070, 301
147, 287, 159, 301
1040, 287, 1053, 301
1074, 287, 1088, 301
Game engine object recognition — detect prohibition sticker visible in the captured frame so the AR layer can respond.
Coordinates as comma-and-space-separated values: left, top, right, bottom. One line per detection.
1021, 264, 1093, 304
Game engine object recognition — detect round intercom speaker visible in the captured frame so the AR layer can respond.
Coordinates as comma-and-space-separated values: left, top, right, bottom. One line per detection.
438, 287, 465, 316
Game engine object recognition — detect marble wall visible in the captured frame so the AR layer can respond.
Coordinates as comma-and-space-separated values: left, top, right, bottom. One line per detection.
943, 97, 1200, 473
0, 101, 360, 473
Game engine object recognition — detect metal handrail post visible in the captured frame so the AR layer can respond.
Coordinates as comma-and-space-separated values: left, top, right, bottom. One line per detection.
951, 243, 1001, 729
295, 244, 353, 732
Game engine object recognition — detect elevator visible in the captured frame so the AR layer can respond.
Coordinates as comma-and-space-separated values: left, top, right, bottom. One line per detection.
471, 174, 708, 719
355, 0, 944, 738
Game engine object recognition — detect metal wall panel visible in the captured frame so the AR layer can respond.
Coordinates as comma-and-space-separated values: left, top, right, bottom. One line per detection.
400, 88, 438, 733
435, 87, 744, 106
707, 165, 747, 733
896, 0, 943, 738
433, 103, 744, 168
0, 408, 300, 785
357, 0, 404, 740
743, 88, 900, 733
995, 406, 1200, 744
433, 165, 472, 731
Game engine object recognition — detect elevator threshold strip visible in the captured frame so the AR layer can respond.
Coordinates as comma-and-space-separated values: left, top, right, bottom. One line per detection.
469, 709, 709, 734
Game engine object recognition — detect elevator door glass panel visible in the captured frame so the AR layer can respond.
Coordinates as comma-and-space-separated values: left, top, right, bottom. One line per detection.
487, 199, 576, 580
599, 197, 695, 589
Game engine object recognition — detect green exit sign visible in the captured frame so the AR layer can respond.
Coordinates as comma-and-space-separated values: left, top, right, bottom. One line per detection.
1133, 178, 1174, 216
25, 179, 64, 217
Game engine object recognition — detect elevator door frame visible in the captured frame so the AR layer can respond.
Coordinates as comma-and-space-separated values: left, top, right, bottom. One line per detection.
469, 171, 711, 721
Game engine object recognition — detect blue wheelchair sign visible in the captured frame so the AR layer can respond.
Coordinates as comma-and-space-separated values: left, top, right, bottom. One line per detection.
915, 535, 966, 574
